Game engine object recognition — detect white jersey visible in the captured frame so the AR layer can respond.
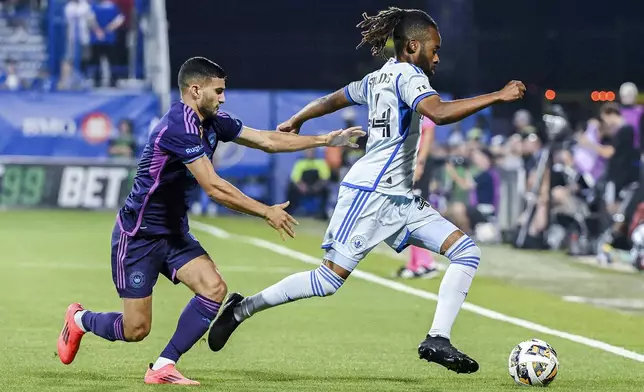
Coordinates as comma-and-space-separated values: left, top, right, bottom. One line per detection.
341, 58, 437, 197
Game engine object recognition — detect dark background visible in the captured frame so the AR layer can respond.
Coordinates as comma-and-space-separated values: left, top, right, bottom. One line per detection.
166, 0, 644, 98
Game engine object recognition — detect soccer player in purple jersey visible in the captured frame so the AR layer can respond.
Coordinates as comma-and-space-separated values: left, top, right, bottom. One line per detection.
57, 57, 364, 385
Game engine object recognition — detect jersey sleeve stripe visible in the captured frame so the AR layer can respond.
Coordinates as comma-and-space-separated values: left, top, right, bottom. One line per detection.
343, 85, 358, 105
182, 152, 206, 164
412, 91, 438, 111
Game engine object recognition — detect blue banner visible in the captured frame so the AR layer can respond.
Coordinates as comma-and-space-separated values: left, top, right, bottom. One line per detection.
0, 89, 493, 206
0, 91, 159, 157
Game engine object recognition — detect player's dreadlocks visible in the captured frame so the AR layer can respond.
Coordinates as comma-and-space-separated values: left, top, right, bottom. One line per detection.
356, 7, 438, 58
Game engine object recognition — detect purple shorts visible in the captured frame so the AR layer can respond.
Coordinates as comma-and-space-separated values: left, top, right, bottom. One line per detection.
111, 223, 207, 298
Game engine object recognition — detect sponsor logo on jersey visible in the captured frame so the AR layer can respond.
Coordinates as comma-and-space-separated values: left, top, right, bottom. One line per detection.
185, 145, 204, 154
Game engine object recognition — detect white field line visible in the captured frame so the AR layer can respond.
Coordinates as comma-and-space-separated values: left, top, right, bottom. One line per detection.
191, 220, 644, 363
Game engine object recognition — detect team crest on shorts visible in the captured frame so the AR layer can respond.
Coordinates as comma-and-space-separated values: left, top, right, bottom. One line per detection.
129, 271, 146, 289
350, 235, 367, 252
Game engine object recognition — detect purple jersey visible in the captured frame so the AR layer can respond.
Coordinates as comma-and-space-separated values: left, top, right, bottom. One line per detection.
117, 101, 242, 236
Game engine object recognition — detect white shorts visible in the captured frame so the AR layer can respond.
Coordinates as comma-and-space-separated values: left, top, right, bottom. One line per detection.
321, 186, 459, 271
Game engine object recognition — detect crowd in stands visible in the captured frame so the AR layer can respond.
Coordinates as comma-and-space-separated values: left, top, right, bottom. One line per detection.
0, 0, 131, 91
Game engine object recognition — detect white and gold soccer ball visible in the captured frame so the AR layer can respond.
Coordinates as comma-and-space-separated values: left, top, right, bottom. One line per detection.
508, 339, 559, 387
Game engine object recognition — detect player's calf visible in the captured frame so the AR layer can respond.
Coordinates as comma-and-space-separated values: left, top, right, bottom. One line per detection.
153, 255, 225, 370
208, 263, 346, 352
428, 232, 481, 340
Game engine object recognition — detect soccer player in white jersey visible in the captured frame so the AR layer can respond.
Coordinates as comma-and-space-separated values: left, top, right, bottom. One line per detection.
208, 7, 525, 374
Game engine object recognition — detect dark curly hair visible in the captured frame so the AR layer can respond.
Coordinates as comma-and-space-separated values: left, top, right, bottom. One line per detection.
356, 7, 438, 58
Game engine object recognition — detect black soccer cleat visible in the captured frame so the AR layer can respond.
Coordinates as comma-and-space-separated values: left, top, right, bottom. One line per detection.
418, 335, 479, 374
207, 292, 244, 352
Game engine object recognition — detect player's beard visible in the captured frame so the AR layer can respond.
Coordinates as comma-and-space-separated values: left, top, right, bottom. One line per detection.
198, 99, 219, 120
417, 48, 435, 78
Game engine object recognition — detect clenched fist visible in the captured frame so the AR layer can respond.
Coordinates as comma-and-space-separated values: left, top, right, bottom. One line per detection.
497, 80, 526, 102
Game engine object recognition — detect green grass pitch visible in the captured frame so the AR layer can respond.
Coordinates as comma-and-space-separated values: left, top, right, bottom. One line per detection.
0, 210, 643, 391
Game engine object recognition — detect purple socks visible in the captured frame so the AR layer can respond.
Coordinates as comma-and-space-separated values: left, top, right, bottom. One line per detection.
160, 294, 221, 362
81, 312, 126, 342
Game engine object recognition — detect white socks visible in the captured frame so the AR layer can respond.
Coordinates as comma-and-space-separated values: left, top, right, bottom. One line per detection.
429, 236, 480, 339
234, 265, 345, 322
74, 310, 88, 332
152, 357, 176, 371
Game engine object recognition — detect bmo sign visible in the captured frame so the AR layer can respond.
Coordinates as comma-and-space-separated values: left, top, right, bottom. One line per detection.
21, 112, 112, 145
22, 117, 77, 137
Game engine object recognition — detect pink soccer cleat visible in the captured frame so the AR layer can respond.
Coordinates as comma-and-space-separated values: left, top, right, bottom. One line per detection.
57, 303, 86, 365
144, 364, 200, 385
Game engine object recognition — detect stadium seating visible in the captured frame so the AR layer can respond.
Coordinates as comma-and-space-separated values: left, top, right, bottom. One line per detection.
0, 11, 47, 81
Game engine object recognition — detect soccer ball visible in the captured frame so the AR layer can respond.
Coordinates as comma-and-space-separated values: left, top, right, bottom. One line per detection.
508, 339, 559, 387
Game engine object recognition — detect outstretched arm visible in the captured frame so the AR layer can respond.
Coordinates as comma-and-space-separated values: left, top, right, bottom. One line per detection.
185, 155, 297, 240
234, 126, 365, 153
277, 89, 354, 134
416, 81, 526, 125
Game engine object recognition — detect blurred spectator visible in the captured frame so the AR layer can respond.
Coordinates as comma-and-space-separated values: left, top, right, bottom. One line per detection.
413, 117, 436, 196
572, 118, 605, 182
466, 114, 490, 145
108, 119, 135, 158
65, 0, 93, 73
550, 149, 584, 216
513, 109, 535, 136
444, 143, 472, 206
446, 124, 465, 147
577, 103, 640, 214
497, 133, 524, 170
57, 59, 84, 91
30, 65, 54, 92
0, 58, 22, 91
111, 0, 134, 65
522, 133, 543, 174
618, 82, 644, 149
287, 149, 331, 219
89, 0, 125, 87
445, 148, 499, 234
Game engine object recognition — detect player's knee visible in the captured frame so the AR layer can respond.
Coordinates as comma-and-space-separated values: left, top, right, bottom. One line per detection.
199, 277, 228, 303
311, 265, 345, 297
445, 235, 481, 271
124, 319, 151, 342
